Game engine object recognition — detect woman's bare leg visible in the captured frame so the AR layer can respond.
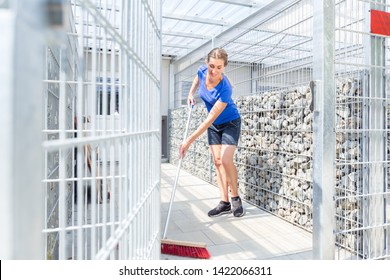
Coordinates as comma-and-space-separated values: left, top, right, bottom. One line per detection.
220, 145, 238, 197
209, 144, 229, 202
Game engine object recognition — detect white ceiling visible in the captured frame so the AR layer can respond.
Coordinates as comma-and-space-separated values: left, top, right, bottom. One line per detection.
162, 0, 275, 60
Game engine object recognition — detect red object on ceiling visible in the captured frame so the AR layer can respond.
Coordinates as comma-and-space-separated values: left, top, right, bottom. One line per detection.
371, 9, 390, 36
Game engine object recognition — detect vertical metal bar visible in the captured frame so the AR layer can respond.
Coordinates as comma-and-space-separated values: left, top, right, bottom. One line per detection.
363, 0, 386, 259
76, 1, 85, 260
312, 0, 336, 260
109, 0, 117, 260
0, 0, 45, 259
118, 0, 125, 260
43, 48, 50, 260
362, 68, 370, 259
90, 11, 97, 259
122, 0, 129, 259
58, 49, 67, 260
157, 0, 163, 259
101, 8, 108, 252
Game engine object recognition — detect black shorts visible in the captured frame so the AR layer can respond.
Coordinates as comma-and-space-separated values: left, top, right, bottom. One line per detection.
207, 117, 241, 146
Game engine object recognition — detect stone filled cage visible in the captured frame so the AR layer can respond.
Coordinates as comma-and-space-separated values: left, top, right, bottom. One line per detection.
168, 0, 390, 260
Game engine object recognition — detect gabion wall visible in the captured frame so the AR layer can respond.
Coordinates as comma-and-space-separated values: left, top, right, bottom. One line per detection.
236, 85, 313, 230
44, 28, 77, 260
169, 106, 210, 182
334, 76, 365, 254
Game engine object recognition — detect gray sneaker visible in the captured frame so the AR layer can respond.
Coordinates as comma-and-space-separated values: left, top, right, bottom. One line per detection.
208, 201, 231, 217
231, 196, 245, 217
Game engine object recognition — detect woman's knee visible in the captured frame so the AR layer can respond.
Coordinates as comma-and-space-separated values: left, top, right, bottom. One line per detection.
213, 157, 222, 167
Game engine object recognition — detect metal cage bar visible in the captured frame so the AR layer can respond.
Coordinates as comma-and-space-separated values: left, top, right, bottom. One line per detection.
312, 0, 336, 260
0, 0, 46, 260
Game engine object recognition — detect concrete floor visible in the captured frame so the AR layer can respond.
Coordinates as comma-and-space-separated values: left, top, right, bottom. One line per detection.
160, 163, 313, 260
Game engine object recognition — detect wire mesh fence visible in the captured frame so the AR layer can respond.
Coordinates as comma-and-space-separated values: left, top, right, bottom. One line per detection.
333, 0, 390, 260
41, 0, 161, 260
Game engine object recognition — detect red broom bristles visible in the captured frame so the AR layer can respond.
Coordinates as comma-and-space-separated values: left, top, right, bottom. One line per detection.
161, 239, 211, 259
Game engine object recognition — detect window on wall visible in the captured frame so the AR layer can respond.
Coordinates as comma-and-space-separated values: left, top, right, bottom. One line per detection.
96, 77, 119, 115
181, 81, 200, 106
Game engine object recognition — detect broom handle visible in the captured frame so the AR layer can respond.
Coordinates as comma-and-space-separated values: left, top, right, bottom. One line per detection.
163, 105, 193, 239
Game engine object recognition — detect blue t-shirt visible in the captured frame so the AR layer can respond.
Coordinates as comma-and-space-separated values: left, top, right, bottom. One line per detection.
197, 64, 240, 125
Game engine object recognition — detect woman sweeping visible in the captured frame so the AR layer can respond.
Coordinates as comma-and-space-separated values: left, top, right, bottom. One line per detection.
179, 47, 244, 218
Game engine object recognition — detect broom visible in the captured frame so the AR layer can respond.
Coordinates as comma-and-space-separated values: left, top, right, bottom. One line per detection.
161, 105, 210, 259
